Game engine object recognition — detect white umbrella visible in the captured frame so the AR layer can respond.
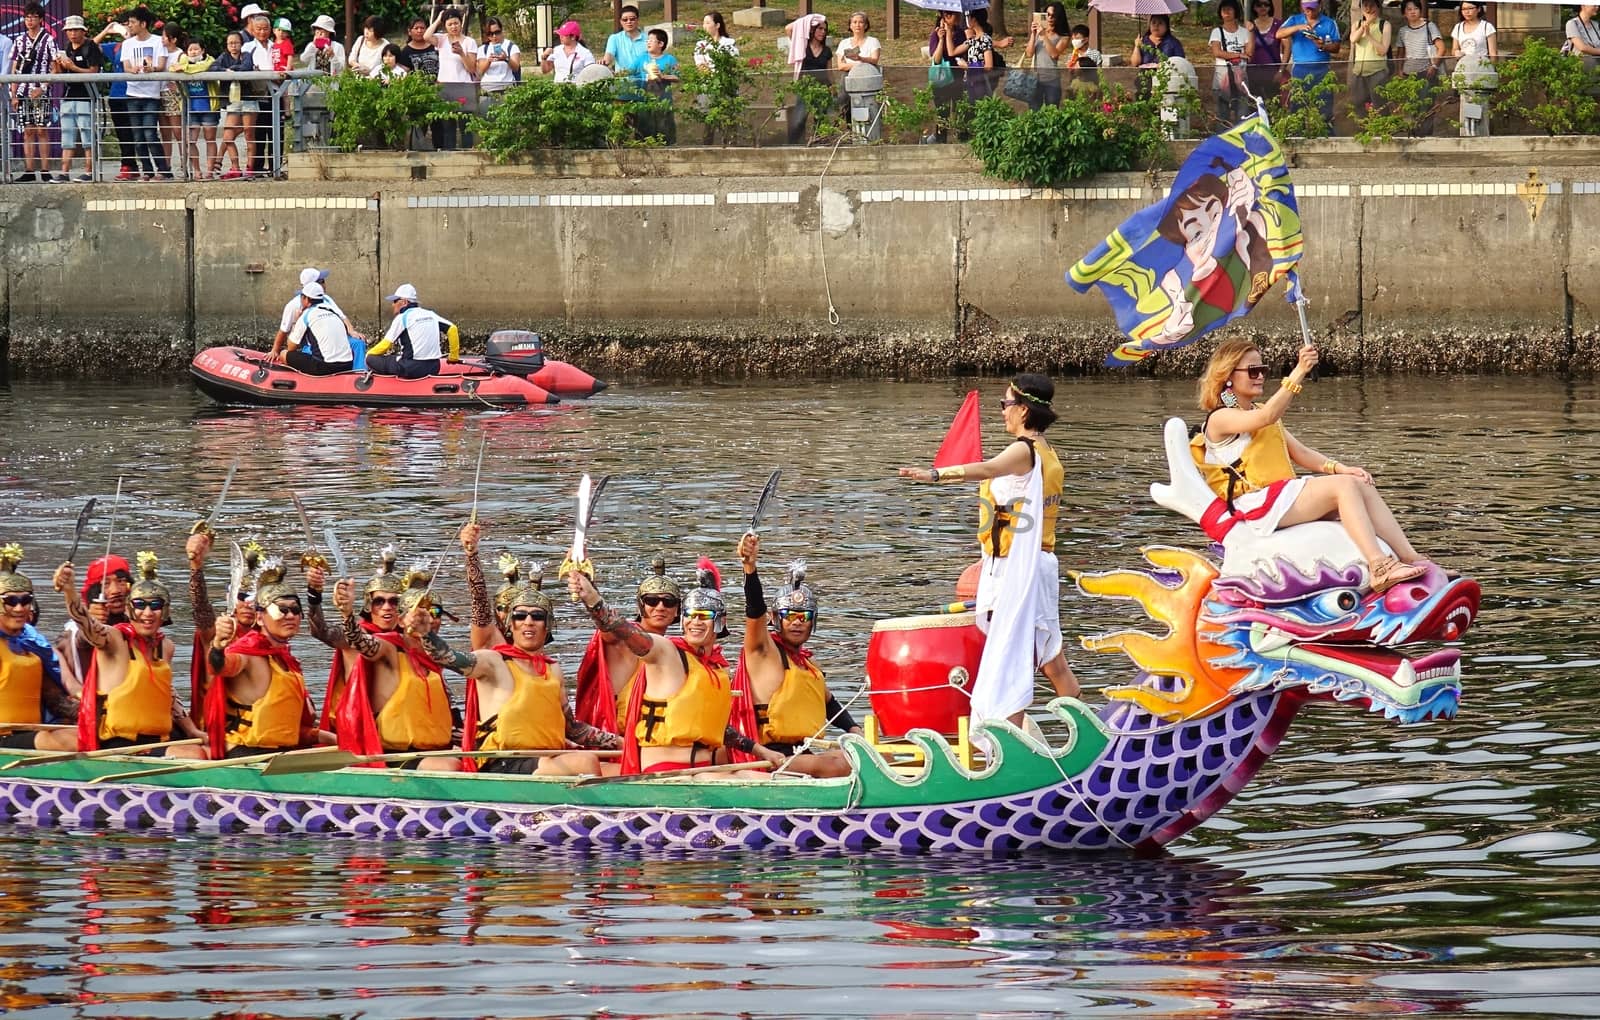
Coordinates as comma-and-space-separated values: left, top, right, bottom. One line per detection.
1089, 0, 1186, 15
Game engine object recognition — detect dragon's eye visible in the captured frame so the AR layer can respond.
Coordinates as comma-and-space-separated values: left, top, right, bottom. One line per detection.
1312, 589, 1362, 616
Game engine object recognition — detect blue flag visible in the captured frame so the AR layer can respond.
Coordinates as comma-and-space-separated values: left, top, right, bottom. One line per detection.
1067, 117, 1304, 367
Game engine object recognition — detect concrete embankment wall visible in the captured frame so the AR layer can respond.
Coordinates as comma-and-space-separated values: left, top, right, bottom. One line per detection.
5, 137, 1600, 378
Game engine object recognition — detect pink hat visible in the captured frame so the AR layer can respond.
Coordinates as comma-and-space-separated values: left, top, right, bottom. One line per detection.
556, 19, 581, 36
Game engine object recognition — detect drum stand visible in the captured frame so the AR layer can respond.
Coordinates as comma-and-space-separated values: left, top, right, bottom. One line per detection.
861, 714, 981, 772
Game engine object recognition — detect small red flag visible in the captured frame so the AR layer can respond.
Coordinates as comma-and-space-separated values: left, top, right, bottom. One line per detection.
933, 390, 983, 468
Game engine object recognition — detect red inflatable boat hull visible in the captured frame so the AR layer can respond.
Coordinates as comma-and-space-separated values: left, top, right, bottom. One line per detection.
189, 347, 558, 408
442, 358, 605, 399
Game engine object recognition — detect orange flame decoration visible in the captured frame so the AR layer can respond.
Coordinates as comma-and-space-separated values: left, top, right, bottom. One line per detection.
1073, 546, 1250, 722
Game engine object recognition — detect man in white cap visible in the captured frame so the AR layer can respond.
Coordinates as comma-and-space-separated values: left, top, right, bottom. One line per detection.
269, 267, 360, 361
367, 284, 449, 379
239, 7, 277, 175
275, 282, 354, 375
53, 15, 107, 182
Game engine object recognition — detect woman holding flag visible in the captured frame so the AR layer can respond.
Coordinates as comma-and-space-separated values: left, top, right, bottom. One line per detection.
898, 376, 1079, 728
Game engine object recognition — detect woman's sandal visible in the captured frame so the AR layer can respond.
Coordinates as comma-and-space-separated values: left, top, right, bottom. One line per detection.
1411, 558, 1462, 579
1368, 555, 1426, 594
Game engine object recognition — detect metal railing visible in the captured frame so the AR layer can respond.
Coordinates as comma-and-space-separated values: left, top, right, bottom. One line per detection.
0, 69, 325, 182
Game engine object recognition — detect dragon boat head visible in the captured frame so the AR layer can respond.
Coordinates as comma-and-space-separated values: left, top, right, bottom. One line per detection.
1073, 419, 1479, 726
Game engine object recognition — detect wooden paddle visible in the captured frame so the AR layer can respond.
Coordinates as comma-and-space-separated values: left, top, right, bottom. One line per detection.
262, 747, 623, 776
573, 759, 773, 787
0, 723, 74, 732
0, 737, 205, 771
88, 747, 305, 784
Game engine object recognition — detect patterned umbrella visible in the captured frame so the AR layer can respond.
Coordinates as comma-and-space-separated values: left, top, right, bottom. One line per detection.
903, 0, 995, 13
1088, 0, 1186, 14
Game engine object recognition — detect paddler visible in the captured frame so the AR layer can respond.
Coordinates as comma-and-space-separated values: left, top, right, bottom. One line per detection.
203, 556, 334, 759
899, 374, 1081, 727
421, 568, 622, 775
0, 545, 79, 750
734, 534, 857, 779
53, 553, 131, 696
570, 560, 779, 777
186, 530, 263, 721
572, 556, 682, 733
46, 552, 206, 756
306, 546, 401, 732
329, 561, 458, 770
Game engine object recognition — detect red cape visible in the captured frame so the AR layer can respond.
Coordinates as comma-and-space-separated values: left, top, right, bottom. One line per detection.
573, 630, 619, 733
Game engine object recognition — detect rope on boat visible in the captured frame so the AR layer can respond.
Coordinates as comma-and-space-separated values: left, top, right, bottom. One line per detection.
770, 683, 870, 780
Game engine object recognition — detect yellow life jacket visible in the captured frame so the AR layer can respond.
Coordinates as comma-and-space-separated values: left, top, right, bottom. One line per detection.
0, 640, 43, 725
637, 647, 730, 749
1190, 419, 1296, 504
479, 656, 566, 752
375, 651, 453, 752
100, 640, 173, 742
614, 666, 638, 727
225, 655, 308, 751
977, 437, 1064, 557
758, 645, 827, 745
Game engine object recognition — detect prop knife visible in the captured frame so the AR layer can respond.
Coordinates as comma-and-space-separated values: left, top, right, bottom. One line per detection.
558, 473, 609, 581
290, 491, 328, 572
65, 497, 97, 565
95, 476, 123, 602
469, 434, 487, 526
228, 540, 247, 605
749, 469, 782, 535
191, 456, 240, 536
324, 528, 347, 580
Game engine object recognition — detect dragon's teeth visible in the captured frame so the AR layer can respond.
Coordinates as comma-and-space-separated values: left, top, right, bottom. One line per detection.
1255, 628, 1293, 653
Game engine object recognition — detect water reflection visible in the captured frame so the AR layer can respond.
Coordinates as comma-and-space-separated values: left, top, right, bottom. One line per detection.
0, 375, 1599, 1016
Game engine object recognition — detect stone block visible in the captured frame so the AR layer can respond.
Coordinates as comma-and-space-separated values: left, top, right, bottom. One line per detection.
732, 6, 787, 28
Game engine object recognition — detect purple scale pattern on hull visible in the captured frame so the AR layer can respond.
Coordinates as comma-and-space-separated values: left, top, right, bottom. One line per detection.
0, 692, 1294, 852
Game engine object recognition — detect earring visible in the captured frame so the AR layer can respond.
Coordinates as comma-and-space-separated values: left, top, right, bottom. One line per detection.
1220, 381, 1239, 408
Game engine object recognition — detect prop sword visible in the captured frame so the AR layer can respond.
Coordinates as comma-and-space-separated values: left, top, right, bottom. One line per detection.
191, 456, 240, 536
748, 469, 782, 535
289, 491, 328, 572
324, 528, 347, 580
469, 434, 487, 525
94, 477, 123, 603
65, 498, 97, 565
228, 540, 247, 605
558, 473, 610, 583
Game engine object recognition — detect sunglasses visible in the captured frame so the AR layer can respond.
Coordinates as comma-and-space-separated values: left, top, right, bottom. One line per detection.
1233, 365, 1269, 380
685, 609, 718, 621
641, 595, 680, 609
130, 598, 168, 613
270, 601, 304, 617
2, 594, 34, 608
509, 609, 549, 623
370, 595, 401, 608
778, 608, 816, 624
998, 398, 1020, 409
429, 606, 444, 619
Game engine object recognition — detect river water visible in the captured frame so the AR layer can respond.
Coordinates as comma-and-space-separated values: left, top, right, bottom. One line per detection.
0, 375, 1596, 1018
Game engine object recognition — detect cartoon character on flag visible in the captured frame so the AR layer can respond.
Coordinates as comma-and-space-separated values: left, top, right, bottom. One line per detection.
1067, 117, 1304, 367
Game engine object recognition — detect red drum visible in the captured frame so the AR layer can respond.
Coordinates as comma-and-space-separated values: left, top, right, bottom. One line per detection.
866, 612, 986, 737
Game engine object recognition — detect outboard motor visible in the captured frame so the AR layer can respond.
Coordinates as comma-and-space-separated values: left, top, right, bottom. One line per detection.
484, 330, 546, 376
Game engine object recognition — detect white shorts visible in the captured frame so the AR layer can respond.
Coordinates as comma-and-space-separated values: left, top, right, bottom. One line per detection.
1228, 476, 1307, 537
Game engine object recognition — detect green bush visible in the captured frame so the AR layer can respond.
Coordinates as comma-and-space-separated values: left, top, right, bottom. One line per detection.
1352, 73, 1441, 143
966, 86, 1171, 188
675, 40, 752, 145
1491, 37, 1600, 136
780, 74, 846, 144
473, 76, 664, 157
324, 70, 465, 151
1265, 71, 1343, 139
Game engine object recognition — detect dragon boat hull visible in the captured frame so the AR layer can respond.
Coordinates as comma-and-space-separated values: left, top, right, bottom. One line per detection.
190, 346, 559, 409
0, 694, 1303, 853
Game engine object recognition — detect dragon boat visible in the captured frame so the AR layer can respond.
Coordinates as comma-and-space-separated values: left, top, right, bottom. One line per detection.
0, 420, 1479, 852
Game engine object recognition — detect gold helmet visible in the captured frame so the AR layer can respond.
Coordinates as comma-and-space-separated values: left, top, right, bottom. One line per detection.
506, 561, 555, 638
364, 545, 403, 597
254, 557, 296, 607
237, 540, 265, 603
495, 551, 521, 614
0, 544, 31, 597
399, 559, 434, 615
127, 551, 172, 625
636, 555, 682, 608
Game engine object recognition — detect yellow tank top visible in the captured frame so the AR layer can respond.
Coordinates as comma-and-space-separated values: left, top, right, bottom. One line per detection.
480, 657, 566, 751
977, 437, 1064, 557
225, 656, 308, 750
758, 647, 827, 745
1190, 419, 1296, 502
375, 652, 453, 751
637, 646, 731, 749
100, 640, 173, 742
0, 640, 43, 725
